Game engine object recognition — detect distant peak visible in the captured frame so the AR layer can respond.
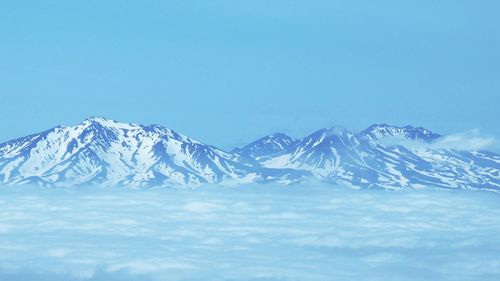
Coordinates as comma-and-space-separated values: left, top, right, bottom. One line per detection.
360, 124, 440, 142
366, 123, 410, 131
234, 132, 297, 157
265, 133, 293, 139
367, 123, 394, 129
314, 126, 351, 137
85, 116, 116, 123
80, 117, 141, 131
326, 126, 349, 133
366, 123, 430, 131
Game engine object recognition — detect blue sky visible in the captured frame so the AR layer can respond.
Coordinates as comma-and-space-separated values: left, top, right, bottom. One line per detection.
1, 1, 498, 149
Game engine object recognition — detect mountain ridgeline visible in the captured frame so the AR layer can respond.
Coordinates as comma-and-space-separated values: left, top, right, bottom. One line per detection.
0, 117, 498, 190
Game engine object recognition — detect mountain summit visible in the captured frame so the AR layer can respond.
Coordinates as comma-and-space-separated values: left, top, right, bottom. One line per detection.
0, 118, 498, 190
359, 124, 442, 142
232, 133, 297, 159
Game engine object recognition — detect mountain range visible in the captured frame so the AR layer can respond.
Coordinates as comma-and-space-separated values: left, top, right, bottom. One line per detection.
0, 117, 498, 190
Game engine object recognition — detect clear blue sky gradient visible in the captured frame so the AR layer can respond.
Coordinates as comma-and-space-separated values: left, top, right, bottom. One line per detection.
1, 1, 499, 149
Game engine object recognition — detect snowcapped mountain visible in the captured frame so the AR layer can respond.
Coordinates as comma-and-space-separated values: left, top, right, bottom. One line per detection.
360, 124, 441, 142
260, 125, 499, 190
0, 117, 306, 187
0, 119, 498, 190
232, 133, 297, 159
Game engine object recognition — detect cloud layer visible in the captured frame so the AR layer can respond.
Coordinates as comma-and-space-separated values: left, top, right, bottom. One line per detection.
376, 129, 498, 152
432, 129, 497, 151
0, 185, 499, 281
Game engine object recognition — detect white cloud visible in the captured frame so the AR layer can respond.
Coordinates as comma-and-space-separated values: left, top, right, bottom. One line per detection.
44, 248, 71, 258
431, 129, 497, 151
182, 201, 225, 213
0, 185, 499, 281
375, 129, 498, 152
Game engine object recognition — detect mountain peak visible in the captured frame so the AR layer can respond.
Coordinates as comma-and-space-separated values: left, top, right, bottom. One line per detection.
307, 127, 354, 143
84, 116, 120, 125
0, 118, 498, 190
86, 116, 112, 122
81, 117, 140, 132
267, 132, 291, 139
360, 124, 441, 142
323, 126, 351, 135
234, 133, 297, 158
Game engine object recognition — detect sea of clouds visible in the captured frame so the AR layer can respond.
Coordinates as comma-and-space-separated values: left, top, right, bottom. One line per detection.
0, 184, 499, 281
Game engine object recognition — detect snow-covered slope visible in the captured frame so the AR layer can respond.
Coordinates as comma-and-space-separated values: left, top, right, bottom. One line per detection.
260, 125, 499, 190
232, 133, 297, 159
0, 119, 498, 190
0, 117, 305, 187
359, 124, 441, 142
